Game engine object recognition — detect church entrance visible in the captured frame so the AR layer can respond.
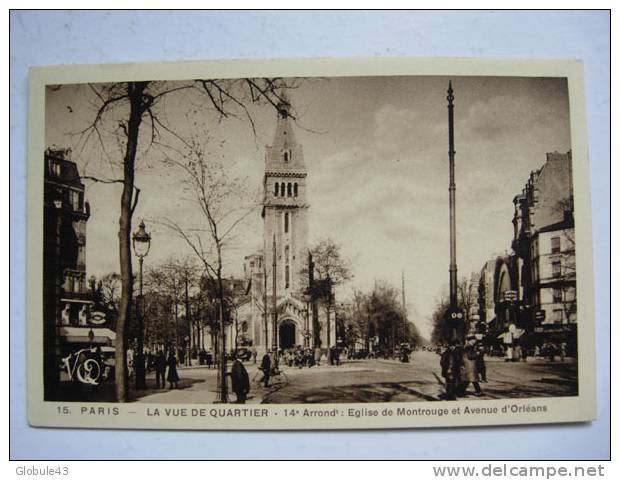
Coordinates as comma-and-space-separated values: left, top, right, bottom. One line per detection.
279, 320, 296, 349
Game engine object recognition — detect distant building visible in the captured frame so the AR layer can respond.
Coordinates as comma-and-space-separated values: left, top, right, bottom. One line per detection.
43, 147, 114, 395
511, 151, 576, 354
477, 254, 519, 336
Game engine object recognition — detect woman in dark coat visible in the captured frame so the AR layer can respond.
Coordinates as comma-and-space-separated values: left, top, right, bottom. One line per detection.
230, 358, 250, 403
166, 351, 179, 389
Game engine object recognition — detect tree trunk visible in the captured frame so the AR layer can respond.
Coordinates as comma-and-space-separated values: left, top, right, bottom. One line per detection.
114, 82, 148, 403
217, 278, 228, 402
184, 274, 191, 366
216, 244, 228, 402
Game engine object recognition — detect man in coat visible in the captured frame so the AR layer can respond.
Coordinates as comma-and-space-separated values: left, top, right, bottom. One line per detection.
440, 340, 462, 400
460, 337, 482, 396
476, 343, 487, 383
154, 349, 167, 389
230, 356, 250, 403
259, 351, 272, 388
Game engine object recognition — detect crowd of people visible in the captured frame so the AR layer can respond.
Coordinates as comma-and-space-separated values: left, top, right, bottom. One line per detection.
127, 347, 180, 390
439, 336, 487, 400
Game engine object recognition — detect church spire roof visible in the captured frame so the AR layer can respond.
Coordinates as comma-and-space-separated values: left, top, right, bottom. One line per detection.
265, 92, 306, 176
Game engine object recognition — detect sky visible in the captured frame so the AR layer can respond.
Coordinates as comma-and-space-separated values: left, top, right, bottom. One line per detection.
45, 75, 571, 338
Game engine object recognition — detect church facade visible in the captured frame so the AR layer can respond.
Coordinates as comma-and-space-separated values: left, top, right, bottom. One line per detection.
234, 96, 332, 355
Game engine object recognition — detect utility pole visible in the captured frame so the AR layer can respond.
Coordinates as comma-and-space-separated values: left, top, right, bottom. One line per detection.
263, 260, 268, 352
326, 274, 332, 351
272, 233, 278, 353
309, 252, 320, 348
305, 251, 313, 348
401, 271, 406, 344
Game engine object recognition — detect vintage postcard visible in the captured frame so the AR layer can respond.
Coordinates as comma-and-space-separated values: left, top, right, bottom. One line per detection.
27, 57, 596, 429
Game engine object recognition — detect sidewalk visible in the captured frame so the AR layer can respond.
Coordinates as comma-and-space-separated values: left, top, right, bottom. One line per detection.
136, 362, 281, 404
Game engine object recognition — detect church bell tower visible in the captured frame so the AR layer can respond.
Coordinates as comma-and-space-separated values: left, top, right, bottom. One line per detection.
262, 94, 308, 297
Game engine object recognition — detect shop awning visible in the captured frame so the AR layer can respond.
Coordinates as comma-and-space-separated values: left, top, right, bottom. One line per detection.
59, 326, 116, 345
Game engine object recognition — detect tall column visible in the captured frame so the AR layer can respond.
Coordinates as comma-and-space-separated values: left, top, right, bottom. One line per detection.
263, 263, 268, 350
401, 270, 406, 344
447, 81, 458, 309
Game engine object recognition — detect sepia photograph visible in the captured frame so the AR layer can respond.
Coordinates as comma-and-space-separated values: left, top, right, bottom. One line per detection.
27, 58, 596, 429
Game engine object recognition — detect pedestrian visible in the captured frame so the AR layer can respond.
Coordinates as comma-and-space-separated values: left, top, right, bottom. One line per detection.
270, 350, 280, 379
155, 349, 167, 389
314, 347, 322, 366
440, 341, 461, 400
166, 351, 179, 389
205, 350, 213, 369
305, 348, 315, 367
251, 346, 258, 364
560, 342, 567, 362
230, 356, 250, 403
259, 350, 271, 387
460, 337, 483, 396
127, 347, 134, 377
295, 349, 304, 368
475, 343, 487, 383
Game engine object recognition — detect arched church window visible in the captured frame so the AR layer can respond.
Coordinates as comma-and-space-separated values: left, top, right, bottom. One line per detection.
283, 151, 289, 162
287, 183, 292, 197
294, 183, 298, 197
280, 182, 285, 197
285, 265, 290, 289
274, 182, 279, 196
284, 212, 289, 233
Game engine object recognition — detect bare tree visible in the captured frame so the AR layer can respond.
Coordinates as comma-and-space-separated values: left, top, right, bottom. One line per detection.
457, 274, 479, 329
78, 78, 294, 401
99, 272, 122, 314
161, 143, 258, 402
431, 275, 478, 345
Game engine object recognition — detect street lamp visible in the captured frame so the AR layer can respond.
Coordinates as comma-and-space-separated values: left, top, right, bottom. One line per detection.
444, 81, 465, 343
132, 220, 151, 389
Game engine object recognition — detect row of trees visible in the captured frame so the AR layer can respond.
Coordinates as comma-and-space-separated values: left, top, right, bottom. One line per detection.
89, 256, 246, 361
430, 275, 479, 345
338, 280, 422, 352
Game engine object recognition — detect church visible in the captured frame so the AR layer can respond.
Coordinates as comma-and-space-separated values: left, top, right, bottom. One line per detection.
231, 94, 333, 355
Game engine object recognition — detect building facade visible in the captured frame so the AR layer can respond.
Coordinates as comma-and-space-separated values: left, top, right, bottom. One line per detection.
477, 254, 521, 349
43, 147, 114, 395
512, 151, 576, 354
476, 151, 576, 356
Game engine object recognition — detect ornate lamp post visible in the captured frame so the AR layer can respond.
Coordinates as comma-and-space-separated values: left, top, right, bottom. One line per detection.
132, 220, 151, 389
444, 81, 465, 342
